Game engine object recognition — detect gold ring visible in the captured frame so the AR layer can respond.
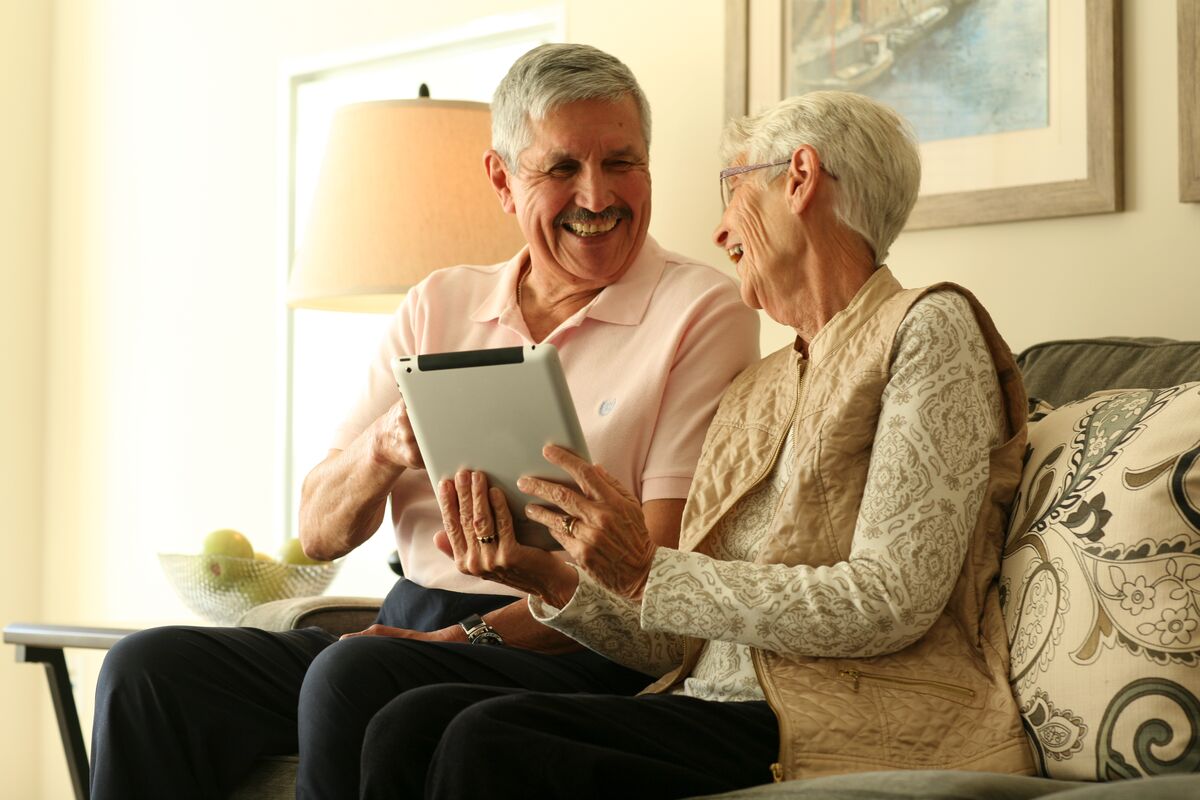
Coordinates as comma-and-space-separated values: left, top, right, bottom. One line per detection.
476, 535, 498, 544
561, 516, 575, 536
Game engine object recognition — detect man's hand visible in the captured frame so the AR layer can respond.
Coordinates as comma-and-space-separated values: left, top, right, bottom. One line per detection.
370, 396, 425, 471
435, 470, 581, 608
339, 624, 464, 642
298, 399, 424, 561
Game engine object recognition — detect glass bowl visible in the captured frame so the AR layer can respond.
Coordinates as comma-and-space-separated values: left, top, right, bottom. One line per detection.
159, 553, 340, 625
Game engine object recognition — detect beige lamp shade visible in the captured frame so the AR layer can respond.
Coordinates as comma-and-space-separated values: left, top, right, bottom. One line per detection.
287, 99, 526, 312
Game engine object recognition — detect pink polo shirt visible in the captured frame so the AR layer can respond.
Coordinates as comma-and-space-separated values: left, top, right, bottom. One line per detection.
331, 236, 760, 595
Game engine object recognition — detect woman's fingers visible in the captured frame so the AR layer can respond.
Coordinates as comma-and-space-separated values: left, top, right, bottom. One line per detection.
524, 503, 573, 538
539, 445, 622, 505
517, 474, 589, 520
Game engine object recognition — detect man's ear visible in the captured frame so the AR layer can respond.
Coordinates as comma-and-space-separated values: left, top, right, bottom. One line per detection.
484, 150, 517, 214
785, 144, 825, 215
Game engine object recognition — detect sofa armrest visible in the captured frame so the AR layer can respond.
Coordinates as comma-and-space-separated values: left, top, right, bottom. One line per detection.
237, 596, 381, 636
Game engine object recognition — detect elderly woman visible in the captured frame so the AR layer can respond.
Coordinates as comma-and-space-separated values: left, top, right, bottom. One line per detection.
361, 91, 1036, 799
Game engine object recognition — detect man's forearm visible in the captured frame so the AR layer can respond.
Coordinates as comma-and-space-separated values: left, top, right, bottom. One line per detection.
299, 435, 404, 561
480, 599, 584, 654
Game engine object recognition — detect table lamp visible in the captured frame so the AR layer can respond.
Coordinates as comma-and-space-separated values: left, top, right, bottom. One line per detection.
287, 97, 526, 312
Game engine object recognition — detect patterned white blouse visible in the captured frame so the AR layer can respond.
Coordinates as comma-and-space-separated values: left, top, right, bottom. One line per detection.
530, 291, 1006, 702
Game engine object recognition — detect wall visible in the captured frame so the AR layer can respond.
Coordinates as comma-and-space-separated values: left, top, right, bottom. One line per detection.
10, 0, 1199, 796
0, 1, 51, 798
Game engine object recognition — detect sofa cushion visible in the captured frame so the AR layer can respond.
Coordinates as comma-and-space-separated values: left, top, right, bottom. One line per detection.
1016, 338, 1200, 407
688, 772, 1200, 799
687, 769, 1081, 799
1001, 383, 1200, 780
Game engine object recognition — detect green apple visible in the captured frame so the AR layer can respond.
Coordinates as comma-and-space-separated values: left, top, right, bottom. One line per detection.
203, 528, 254, 559
278, 537, 325, 566
199, 554, 246, 589
200, 528, 254, 588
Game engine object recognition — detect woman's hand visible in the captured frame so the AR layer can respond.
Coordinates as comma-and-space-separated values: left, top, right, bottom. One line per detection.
435, 469, 580, 608
370, 396, 425, 471
518, 445, 657, 602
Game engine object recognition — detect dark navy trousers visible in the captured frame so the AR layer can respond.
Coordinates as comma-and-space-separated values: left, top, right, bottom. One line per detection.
362, 687, 779, 800
89, 578, 654, 799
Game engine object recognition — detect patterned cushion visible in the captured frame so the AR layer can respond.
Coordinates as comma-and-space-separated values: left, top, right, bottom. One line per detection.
1001, 384, 1200, 780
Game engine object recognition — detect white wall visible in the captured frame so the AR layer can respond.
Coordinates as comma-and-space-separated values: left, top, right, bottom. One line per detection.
0, 2, 50, 797
7, 0, 1199, 796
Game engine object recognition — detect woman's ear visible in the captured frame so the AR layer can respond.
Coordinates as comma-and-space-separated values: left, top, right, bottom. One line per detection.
785, 144, 826, 215
484, 150, 517, 214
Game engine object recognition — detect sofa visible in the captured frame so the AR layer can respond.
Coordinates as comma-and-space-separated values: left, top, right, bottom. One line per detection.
231, 337, 1200, 799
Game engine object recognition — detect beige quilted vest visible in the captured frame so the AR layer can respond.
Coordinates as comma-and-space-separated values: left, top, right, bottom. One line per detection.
645, 267, 1036, 781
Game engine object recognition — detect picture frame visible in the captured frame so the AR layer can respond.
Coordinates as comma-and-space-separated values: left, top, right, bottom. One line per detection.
1181, 0, 1200, 202
725, 0, 1124, 230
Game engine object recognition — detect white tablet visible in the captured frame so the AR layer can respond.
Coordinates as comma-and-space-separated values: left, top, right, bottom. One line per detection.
391, 344, 590, 550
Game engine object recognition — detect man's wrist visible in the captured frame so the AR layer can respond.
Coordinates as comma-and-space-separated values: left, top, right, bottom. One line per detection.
458, 613, 505, 646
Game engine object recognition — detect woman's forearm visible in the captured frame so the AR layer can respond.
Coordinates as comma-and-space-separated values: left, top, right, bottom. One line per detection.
531, 566, 685, 676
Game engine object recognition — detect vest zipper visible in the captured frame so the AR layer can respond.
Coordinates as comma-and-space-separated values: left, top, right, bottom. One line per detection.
751, 649, 790, 783
743, 356, 807, 495
745, 357, 808, 784
838, 668, 975, 700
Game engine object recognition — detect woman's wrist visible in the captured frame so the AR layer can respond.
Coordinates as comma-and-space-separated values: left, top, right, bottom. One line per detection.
537, 564, 581, 610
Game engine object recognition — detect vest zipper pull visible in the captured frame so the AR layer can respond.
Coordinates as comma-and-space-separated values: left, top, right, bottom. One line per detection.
839, 669, 861, 691
770, 762, 785, 783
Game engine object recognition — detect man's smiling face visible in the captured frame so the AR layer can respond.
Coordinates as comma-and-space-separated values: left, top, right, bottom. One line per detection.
505, 95, 651, 288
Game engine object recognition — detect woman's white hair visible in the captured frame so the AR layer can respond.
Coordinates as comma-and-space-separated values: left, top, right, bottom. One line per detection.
491, 43, 651, 168
720, 91, 920, 264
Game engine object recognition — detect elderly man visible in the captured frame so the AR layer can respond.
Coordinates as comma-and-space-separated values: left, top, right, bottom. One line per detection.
89, 43, 758, 800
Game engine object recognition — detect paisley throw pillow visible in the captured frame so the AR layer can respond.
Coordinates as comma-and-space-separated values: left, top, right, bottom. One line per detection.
1001, 383, 1200, 780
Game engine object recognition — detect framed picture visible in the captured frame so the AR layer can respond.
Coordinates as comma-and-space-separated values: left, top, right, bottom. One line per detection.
1181, 0, 1200, 202
725, 0, 1124, 230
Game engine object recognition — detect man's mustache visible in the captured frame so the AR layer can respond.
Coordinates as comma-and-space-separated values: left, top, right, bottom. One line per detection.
555, 207, 633, 226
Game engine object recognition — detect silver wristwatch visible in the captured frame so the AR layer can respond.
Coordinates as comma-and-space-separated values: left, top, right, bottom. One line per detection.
459, 613, 504, 646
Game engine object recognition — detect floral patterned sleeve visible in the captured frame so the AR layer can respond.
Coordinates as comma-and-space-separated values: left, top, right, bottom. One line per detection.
640, 291, 1007, 658
528, 565, 685, 676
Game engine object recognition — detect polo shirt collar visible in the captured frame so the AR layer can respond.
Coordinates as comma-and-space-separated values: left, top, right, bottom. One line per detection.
469, 237, 668, 327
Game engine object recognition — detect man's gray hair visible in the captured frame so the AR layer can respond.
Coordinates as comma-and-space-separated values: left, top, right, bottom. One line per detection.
491, 43, 651, 167
720, 91, 920, 264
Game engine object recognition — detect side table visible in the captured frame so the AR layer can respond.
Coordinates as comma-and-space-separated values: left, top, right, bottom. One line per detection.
4, 622, 136, 800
